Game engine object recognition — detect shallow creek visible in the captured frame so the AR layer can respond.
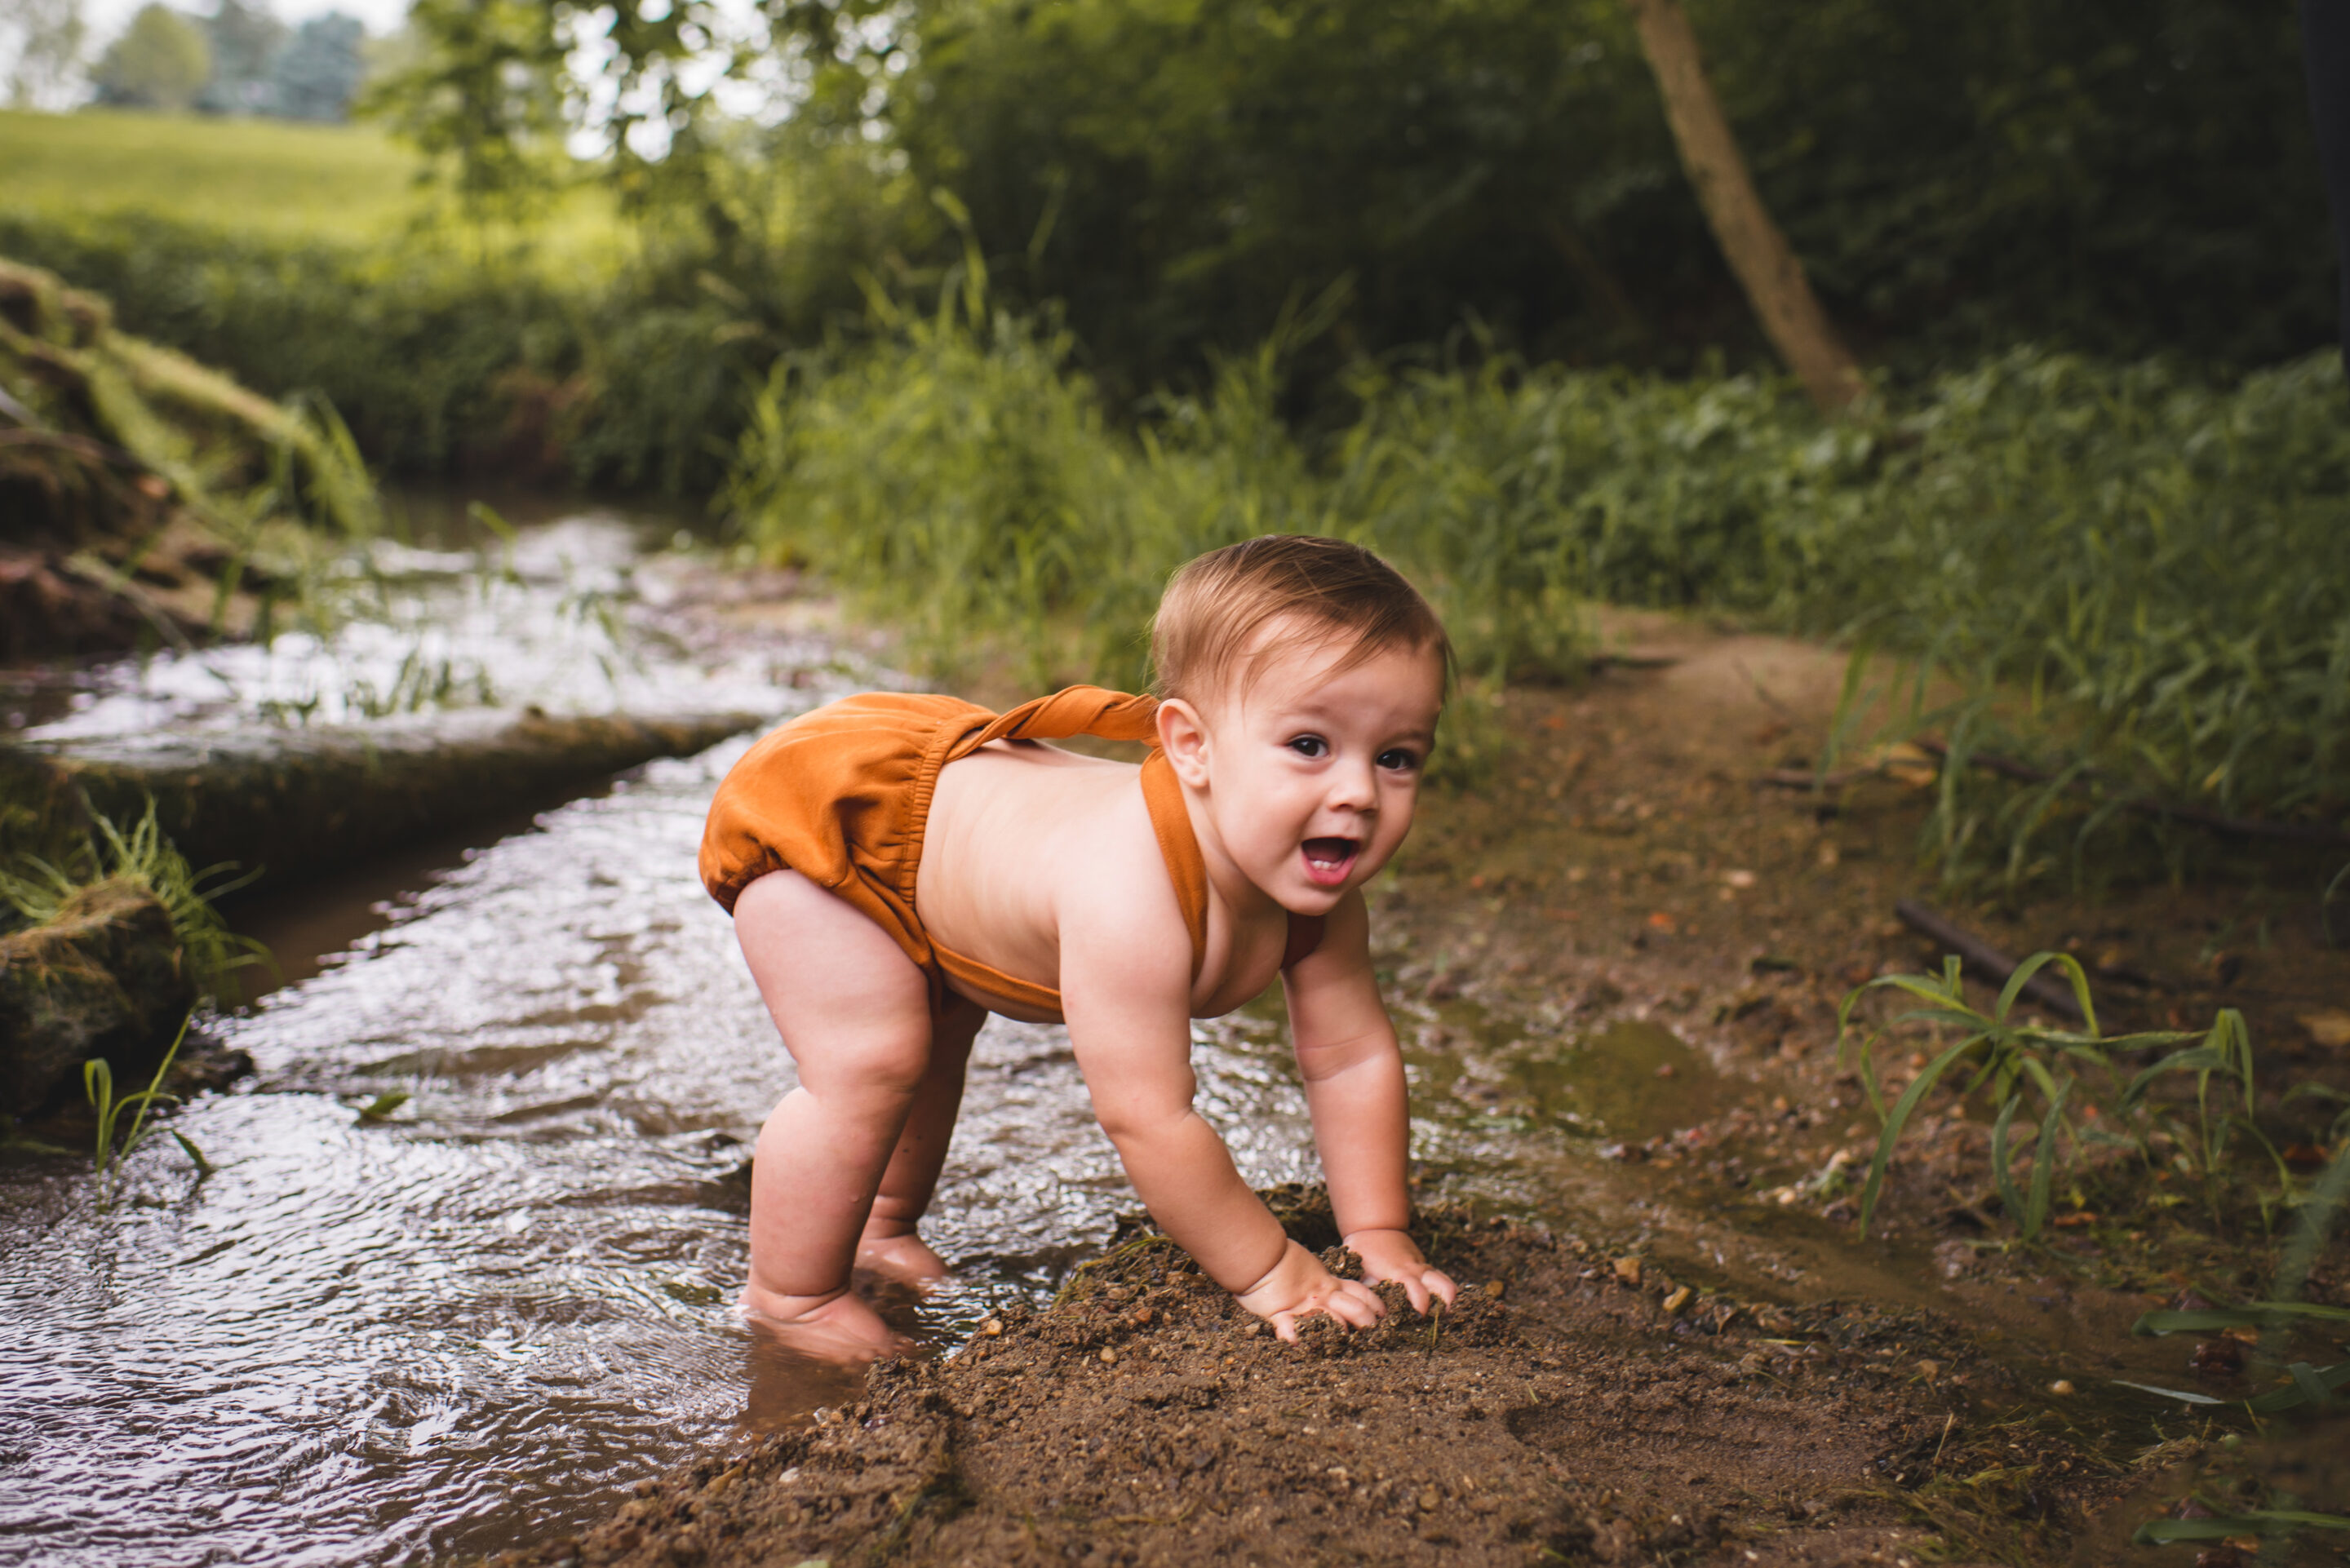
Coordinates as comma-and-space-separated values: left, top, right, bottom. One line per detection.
0, 512, 2193, 1566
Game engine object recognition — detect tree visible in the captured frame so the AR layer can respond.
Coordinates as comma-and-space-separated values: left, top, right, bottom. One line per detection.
1621, 0, 1861, 413
197, 0, 284, 113
91, 2, 210, 110
2, 0, 88, 109
270, 11, 362, 120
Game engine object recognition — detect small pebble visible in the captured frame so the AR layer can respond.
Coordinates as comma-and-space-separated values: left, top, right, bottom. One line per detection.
979, 1318, 1003, 1336
2048, 1379, 2075, 1395
1100, 1347, 1118, 1364
1663, 1286, 1693, 1315
1613, 1256, 1643, 1288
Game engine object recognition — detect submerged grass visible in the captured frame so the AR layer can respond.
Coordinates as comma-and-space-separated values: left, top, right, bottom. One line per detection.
726, 302, 2350, 862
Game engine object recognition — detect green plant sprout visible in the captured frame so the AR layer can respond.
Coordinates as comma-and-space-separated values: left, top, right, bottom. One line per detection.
354, 1091, 411, 1123
1838, 950, 2201, 1240
2118, 1009, 2295, 1225
83, 1009, 206, 1208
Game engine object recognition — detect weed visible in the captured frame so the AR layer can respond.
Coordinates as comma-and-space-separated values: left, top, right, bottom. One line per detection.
1838, 952, 2199, 1239
0, 800, 269, 1002
82, 1009, 201, 1209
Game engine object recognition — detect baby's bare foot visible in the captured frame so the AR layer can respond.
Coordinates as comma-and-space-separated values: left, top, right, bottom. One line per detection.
740, 1286, 912, 1364
855, 1227, 950, 1290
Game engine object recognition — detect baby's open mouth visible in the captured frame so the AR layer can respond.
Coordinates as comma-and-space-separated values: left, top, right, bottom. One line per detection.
1300, 836, 1360, 888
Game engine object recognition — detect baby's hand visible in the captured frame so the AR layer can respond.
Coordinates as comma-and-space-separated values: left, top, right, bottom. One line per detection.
1235, 1239, 1386, 1343
1344, 1228, 1457, 1316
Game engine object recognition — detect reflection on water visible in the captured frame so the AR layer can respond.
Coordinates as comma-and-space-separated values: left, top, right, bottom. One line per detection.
6, 513, 784, 746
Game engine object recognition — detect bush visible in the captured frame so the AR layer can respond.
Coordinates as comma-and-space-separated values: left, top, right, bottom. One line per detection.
0, 210, 767, 494
727, 304, 2350, 839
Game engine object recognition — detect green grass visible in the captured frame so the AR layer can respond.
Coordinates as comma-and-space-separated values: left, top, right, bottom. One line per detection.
725, 299, 2350, 858
0, 108, 620, 255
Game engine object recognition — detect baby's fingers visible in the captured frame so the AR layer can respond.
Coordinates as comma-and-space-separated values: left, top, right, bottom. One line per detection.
1328, 1282, 1384, 1329
1272, 1311, 1301, 1345
1423, 1267, 1459, 1311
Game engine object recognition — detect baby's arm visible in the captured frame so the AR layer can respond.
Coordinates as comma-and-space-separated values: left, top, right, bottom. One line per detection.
1061, 905, 1384, 1340
1284, 890, 1458, 1314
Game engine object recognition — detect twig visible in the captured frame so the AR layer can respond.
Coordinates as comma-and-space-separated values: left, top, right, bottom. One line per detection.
1758, 764, 1871, 790
1892, 899, 2086, 1023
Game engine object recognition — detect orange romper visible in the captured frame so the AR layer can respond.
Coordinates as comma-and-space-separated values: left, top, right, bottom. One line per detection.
698, 685, 1322, 1023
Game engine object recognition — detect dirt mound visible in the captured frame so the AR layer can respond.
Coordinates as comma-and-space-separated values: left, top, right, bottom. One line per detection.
492, 1194, 2103, 1567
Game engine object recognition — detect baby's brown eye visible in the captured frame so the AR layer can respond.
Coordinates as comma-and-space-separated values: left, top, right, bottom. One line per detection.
1377, 749, 1420, 772
1288, 735, 1328, 758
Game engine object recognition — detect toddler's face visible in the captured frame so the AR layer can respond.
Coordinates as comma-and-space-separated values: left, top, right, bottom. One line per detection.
1187, 631, 1445, 914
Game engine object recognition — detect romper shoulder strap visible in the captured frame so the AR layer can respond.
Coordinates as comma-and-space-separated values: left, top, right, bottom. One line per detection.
1138, 750, 1210, 983
942, 684, 1161, 760
942, 686, 1209, 983
943, 685, 1323, 986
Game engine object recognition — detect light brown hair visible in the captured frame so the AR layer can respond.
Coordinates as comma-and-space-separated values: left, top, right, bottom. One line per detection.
1150, 534, 1451, 705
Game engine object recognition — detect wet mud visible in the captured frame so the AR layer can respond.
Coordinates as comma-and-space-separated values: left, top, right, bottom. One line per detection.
495, 1193, 2056, 1568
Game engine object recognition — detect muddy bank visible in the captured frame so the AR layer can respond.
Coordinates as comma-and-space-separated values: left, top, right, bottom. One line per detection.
494, 1192, 2117, 1568
1, 255, 376, 661
1, 706, 765, 888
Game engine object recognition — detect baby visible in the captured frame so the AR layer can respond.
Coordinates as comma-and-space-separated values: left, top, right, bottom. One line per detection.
699, 534, 1458, 1358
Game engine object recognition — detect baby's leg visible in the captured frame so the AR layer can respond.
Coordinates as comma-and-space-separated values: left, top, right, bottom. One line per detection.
734, 869, 938, 1358
858, 995, 984, 1285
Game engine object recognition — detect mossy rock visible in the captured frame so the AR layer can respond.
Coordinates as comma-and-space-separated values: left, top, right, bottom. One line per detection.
0, 877, 192, 1117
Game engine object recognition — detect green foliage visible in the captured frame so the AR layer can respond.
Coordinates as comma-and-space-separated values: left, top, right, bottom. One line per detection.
2132, 1507, 2350, 1546
2117, 1012, 2292, 1220
1838, 951, 2184, 1240
725, 291, 1572, 784
386, 0, 2334, 379
92, 3, 211, 112
728, 293, 2350, 827
0, 128, 893, 492
0, 800, 266, 1002
82, 1008, 200, 1209
1839, 953, 2343, 1247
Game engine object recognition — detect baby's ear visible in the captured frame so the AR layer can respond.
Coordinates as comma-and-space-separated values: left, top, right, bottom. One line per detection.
1156, 696, 1212, 785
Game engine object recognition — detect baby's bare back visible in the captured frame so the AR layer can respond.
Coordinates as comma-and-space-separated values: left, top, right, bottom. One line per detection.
916, 741, 1286, 1019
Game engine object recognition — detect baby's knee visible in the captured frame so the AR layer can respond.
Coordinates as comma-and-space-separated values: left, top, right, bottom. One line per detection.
805, 1027, 936, 1099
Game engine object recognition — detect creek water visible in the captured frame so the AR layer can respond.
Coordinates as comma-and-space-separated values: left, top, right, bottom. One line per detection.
0, 510, 1722, 1567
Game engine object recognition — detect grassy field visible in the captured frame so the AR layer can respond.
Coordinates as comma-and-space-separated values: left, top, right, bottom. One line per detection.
0, 108, 619, 251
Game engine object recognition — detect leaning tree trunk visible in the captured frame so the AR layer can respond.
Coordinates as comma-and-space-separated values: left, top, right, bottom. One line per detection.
1621, 0, 1864, 414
